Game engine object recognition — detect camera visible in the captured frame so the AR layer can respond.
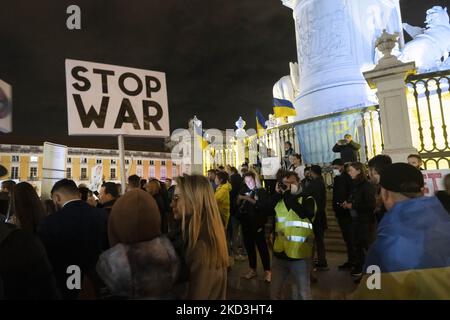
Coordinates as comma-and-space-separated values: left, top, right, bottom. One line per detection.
278, 182, 288, 191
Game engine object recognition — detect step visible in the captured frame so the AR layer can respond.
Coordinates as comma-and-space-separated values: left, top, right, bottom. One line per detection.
327, 225, 341, 233
324, 239, 347, 253
325, 231, 343, 241
324, 236, 346, 246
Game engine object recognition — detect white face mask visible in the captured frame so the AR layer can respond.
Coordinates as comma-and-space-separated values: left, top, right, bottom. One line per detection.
290, 183, 301, 195
333, 169, 341, 176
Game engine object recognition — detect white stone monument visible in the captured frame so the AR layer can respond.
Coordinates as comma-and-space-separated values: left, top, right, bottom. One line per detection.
281, 0, 404, 120
401, 6, 450, 73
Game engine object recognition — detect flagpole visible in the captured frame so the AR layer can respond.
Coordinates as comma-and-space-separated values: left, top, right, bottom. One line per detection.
118, 135, 126, 195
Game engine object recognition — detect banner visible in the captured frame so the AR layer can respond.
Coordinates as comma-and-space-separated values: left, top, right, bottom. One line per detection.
65, 59, 170, 137
295, 112, 361, 164
262, 157, 281, 178
0, 79, 12, 133
423, 170, 450, 196
41, 142, 67, 199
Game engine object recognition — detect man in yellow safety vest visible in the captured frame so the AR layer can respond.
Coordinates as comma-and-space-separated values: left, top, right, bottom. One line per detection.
270, 170, 316, 300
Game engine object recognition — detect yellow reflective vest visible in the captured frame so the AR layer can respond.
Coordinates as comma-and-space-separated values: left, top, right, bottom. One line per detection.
273, 195, 316, 259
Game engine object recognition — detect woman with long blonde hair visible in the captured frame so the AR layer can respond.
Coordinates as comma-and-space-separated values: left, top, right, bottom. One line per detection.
171, 174, 228, 299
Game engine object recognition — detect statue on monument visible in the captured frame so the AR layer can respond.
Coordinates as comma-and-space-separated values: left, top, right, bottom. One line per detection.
401, 6, 450, 72
272, 62, 299, 104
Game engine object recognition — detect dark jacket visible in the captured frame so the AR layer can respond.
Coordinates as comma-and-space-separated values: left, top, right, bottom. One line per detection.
167, 185, 176, 203
229, 173, 243, 216
301, 177, 312, 189
98, 199, 116, 216
38, 200, 108, 300
348, 179, 376, 223
332, 172, 353, 217
96, 236, 180, 299
237, 187, 269, 230
332, 141, 361, 163
435, 191, 450, 215
0, 222, 60, 299
303, 176, 327, 229
373, 183, 387, 223
153, 192, 170, 233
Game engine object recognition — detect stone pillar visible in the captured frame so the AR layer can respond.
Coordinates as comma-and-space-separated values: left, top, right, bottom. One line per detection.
363, 31, 417, 163
282, 0, 403, 120
235, 117, 247, 168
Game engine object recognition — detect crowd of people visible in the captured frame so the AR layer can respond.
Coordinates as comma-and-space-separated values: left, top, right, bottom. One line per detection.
0, 138, 449, 300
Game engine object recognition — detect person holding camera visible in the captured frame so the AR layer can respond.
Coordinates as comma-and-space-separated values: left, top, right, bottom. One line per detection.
269, 170, 316, 300
332, 134, 361, 163
237, 172, 271, 282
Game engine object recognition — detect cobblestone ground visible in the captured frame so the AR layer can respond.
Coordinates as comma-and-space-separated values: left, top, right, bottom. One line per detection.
227, 252, 358, 300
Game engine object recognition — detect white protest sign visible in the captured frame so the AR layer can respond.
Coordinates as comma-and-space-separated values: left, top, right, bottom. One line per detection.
65, 59, 169, 137
422, 169, 450, 196
262, 157, 281, 177
0, 79, 12, 133
41, 142, 67, 199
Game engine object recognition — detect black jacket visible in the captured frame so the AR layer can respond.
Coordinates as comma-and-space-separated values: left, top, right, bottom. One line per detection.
229, 173, 243, 216
98, 199, 116, 216
38, 200, 108, 300
303, 177, 327, 229
348, 179, 376, 223
0, 222, 60, 299
237, 187, 269, 230
332, 172, 353, 217
153, 192, 170, 233
332, 141, 361, 163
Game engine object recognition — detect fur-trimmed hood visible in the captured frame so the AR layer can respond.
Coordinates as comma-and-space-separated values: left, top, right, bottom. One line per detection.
96, 236, 180, 299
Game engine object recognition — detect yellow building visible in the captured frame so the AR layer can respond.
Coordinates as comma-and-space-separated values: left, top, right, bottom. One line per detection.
0, 144, 181, 193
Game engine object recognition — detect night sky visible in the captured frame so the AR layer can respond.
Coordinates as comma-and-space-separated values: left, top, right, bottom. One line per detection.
0, 0, 447, 151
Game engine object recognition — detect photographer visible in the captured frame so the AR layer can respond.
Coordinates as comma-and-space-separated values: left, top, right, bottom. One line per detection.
237, 172, 271, 282
332, 134, 361, 163
269, 170, 316, 300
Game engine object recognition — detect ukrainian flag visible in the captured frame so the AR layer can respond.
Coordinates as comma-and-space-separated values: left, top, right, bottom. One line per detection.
256, 109, 267, 137
273, 98, 297, 118
353, 196, 450, 300
194, 123, 209, 150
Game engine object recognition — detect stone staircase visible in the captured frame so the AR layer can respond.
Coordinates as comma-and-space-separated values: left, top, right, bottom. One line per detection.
324, 191, 347, 253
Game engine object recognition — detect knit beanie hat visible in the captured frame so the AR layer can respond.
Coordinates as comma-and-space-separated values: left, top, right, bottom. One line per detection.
379, 163, 424, 193
108, 189, 161, 246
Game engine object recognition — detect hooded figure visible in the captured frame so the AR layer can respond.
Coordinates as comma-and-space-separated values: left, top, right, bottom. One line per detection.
96, 189, 180, 299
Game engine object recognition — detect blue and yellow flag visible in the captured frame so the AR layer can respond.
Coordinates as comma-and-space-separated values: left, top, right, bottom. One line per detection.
273, 98, 296, 118
353, 196, 450, 299
256, 109, 267, 137
194, 124, 209, 150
